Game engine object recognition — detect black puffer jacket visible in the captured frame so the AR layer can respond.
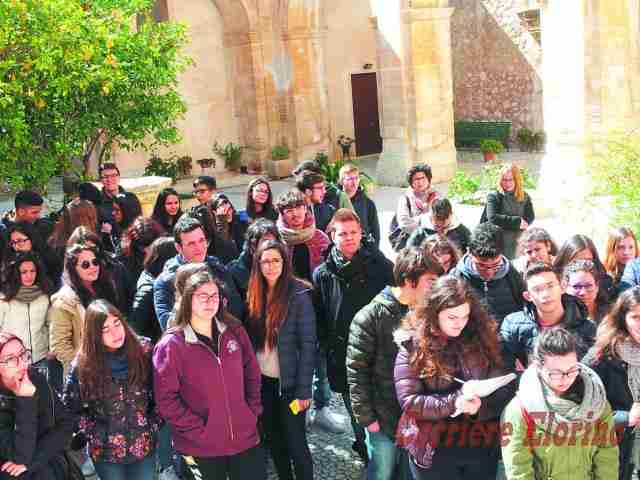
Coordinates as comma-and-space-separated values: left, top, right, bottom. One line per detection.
0, 368, 73, 480
129, 270, 163, 343
500, 294, 595, 369
313, 202, 336, 233
228, 245, 252, 301
248, 281, 317, 399
348, 187, 380, 247
452, 253, 524, 325
347, 287, 408, 438
313, 245, 394, 393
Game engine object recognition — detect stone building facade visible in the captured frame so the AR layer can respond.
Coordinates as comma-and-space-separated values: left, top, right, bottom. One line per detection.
112, 0, 640, 186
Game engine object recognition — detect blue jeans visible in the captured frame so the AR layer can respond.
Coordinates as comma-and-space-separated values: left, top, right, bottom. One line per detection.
312, 348, 332, 410
365, 429, 411, 480
94, 455, 155, 480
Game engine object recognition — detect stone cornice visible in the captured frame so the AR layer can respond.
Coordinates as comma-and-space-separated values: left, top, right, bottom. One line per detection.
282, 27, 328, 41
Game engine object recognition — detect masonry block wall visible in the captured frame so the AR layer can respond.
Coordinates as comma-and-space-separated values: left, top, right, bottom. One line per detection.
450, 0, 543, 144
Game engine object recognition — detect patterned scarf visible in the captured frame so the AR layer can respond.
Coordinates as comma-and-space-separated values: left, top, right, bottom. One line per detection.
277, 206, 317, 246
616, 338, 640, 402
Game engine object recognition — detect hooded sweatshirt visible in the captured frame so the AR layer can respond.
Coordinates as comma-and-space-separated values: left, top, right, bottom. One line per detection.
453, 253, 525, 324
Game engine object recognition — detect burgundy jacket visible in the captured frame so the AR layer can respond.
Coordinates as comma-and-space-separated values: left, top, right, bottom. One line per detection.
153, 315, 262, 457
393, 330, 514, 469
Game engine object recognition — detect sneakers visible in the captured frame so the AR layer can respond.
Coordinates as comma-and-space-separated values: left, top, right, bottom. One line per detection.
159, 465, 182, 480
313, 407, 347, 433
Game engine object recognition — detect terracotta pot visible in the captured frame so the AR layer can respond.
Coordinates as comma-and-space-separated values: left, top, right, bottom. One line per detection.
483, 152, 496, 162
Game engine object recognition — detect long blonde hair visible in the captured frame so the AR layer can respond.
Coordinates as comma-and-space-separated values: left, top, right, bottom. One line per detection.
497, 163, 525, 202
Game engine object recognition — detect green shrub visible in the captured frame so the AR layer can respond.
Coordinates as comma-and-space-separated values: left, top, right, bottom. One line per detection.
213, 141, 243, 170
480, 139, 505, 154
271, 145, 290, 160
145, 154, 178, 184
448, 164, 537, 204
313, 150, 375, 193
588, 133, 640, 233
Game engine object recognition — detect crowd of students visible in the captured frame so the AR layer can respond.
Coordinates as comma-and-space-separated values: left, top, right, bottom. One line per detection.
0, 159, 638, 480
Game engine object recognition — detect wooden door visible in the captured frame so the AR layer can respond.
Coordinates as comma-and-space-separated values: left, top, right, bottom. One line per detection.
351, 73, 382, 156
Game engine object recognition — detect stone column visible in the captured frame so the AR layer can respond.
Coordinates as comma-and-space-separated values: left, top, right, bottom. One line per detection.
375, 7, 457, 186
283, 27, 331, 163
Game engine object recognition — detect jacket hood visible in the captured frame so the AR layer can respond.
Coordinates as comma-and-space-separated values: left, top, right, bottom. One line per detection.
522, 294, 589, 329
51, 285, 81, 311
457, 253, 510, 281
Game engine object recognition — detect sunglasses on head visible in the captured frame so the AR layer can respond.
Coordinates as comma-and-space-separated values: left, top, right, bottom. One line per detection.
79, 258, 100, 270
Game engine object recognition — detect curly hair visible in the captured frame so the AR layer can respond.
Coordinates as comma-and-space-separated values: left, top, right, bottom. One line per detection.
407, 275, 502, 380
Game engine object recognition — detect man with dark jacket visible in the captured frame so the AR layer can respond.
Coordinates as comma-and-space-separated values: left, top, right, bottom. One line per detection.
407, 197, 471, 253
296, 170, 335, 233
339, 163, 380, 247
292, 160, 354, 211
500, 262, 596, 369
313, 208, 394, 462
97, 163, 141, 249
1, 191, 54, 246
452, 222, 524, 324
347, 246, 442, 480
153, 217, 243, 329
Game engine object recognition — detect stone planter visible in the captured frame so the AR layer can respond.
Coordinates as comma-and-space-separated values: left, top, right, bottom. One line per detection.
267, 158, 294, 179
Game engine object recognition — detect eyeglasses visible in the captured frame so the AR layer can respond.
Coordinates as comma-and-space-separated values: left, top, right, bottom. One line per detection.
0, 350, 31, 368
260, 258, 283, 268
568, 283, 596, 293
79, 258, 100, 270
472, 257, 502, 272
195, 292, 220, 303
101, 173, 119, 180
9, 238, 30, 247
343, 175, 359, 183
544, 365, 581, 381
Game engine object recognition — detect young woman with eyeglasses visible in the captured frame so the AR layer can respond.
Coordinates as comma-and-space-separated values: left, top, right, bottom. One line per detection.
49, 244, 119, 375
63, 300, 161, 480
502, 328, 618, 480
0, 333, 74, 480
394, 276, 513, 479
153, 270, 265, 480
246, 240, 316, 479
562, 259, 611, 324
245, 177, 278, 223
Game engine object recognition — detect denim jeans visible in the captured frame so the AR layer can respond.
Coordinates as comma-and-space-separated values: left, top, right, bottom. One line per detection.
182, 444, 266, 480
365, 430, 411, 480
94, 455, 155, 480
312, 348, 332, 410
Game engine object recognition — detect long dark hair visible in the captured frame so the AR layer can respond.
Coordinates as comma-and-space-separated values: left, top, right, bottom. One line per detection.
62, 244, 118, 308
49, 199, 98, 249
407, 275, 502, 380
152, 188, 183, 233
594, 287, 640, 359
172, 270, 228, 330
113, 194, 142, 230
247, 241, 302, 349
120, 217, 165, 261
77, 300, 149, 401
2, 252, 52, 301
143, 237, 177, 277
554, 234, 606, 276
246, 177, 277, 221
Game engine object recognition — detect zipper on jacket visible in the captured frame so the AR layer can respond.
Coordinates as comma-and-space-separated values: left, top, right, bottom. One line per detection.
213, 333, 234, 441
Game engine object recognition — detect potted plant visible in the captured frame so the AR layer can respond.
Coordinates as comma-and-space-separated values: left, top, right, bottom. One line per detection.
267, 143, 293, 179
480, 139, 505, 162
196, 158, 216, 174
176, 156, 193, 178
212, 141, 243, 171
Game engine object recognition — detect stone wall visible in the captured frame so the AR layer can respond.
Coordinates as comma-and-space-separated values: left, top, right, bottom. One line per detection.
450, 0, 543, 144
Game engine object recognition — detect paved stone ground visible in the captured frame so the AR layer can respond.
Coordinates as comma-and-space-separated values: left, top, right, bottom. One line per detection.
266, 395, 366, 480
